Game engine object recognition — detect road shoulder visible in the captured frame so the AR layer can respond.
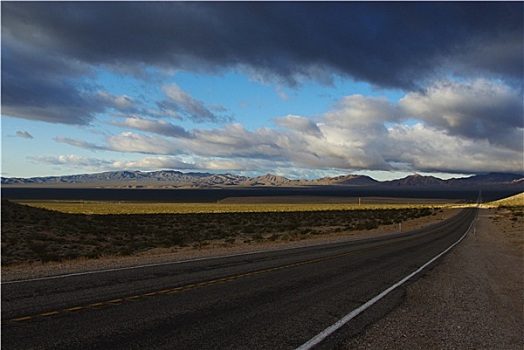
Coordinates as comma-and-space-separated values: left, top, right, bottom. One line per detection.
343, 208, 523, 349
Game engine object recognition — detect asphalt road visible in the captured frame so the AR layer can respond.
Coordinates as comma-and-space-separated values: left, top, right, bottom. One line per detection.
2, 208, 477, 350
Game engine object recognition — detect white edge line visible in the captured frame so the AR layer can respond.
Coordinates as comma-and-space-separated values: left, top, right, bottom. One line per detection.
1, 249, 275, 285
296, 209, 477, 350
2, 240, 337, 285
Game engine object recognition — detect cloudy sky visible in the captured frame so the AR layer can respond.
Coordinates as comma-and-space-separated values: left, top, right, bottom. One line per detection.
2, 2, 523, 180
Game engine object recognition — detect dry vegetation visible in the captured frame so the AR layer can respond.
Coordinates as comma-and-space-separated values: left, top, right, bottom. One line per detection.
16, 198, 454, 215
1, 199, 442, 266
470, 192, 524, 249
488, 208, 524, 249
485, 192, 524, 207
480, 192, 524, 249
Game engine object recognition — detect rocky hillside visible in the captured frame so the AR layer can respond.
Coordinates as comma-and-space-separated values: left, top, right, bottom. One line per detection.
2, 171, 523, 189
383, 174, 446, 187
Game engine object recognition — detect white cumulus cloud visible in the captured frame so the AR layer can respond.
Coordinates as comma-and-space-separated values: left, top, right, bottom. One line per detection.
49, 79, 523, 175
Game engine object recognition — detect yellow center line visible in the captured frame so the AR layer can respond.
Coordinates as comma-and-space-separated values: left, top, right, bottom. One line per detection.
88, 302, 105, 307
157, 289, 173, 294
108, 299, 124, 303
40, 311, 60, 317
65, 306, 84, 312
11, 316, 33, 322
8, 239, 402, 323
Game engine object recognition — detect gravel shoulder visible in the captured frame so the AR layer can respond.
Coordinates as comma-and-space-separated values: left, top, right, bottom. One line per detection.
343, 208, 524, 349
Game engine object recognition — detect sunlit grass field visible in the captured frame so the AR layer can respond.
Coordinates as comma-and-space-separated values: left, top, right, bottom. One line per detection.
484, 192, 524, 207
18, 200, 456, 215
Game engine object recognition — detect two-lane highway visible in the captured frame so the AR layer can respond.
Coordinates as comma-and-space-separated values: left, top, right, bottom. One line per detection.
2, 208, 477, 349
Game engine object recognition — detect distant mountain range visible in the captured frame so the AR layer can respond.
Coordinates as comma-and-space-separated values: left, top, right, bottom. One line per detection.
2, 171, 523, 189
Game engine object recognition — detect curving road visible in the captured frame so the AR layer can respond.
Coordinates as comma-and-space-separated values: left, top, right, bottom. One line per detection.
2, 208, 477, 349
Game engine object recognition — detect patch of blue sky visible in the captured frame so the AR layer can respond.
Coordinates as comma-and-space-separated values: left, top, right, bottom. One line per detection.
93, 68, 153, 99
331, 75, 406, 102
93, 68, 165, 123
2, 117, 58, 157
93, 66, 408, 133
172, 70, 295, 129
172, 70, 407, 130
2, 117, 103, 177
384, 118, 420, 129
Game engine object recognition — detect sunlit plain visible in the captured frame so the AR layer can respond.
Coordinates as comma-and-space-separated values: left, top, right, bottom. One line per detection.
19, 201, 458, 215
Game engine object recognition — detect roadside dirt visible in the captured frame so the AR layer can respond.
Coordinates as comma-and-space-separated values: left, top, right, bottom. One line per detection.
343, 208, 523, 349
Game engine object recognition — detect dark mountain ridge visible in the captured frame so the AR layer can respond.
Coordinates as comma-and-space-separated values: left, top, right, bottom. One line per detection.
2, 171, 523, 189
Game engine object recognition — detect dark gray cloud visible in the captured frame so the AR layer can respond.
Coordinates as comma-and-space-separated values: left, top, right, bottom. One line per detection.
2, 2, 521, 100
399, 79, 524, 151
387, 124, 523, 174
1, 42, 100, 124
16, 131, 33, 139
161, 84, 232, 123
111, 117, 193, 138
55, 137, 108, 151
1, 41, 141, 125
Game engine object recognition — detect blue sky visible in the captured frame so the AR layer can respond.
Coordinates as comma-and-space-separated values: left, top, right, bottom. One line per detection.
2, 2, 523, 181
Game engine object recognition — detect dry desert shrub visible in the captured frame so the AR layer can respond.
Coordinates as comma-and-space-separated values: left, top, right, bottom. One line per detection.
1, 200, 434, 266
